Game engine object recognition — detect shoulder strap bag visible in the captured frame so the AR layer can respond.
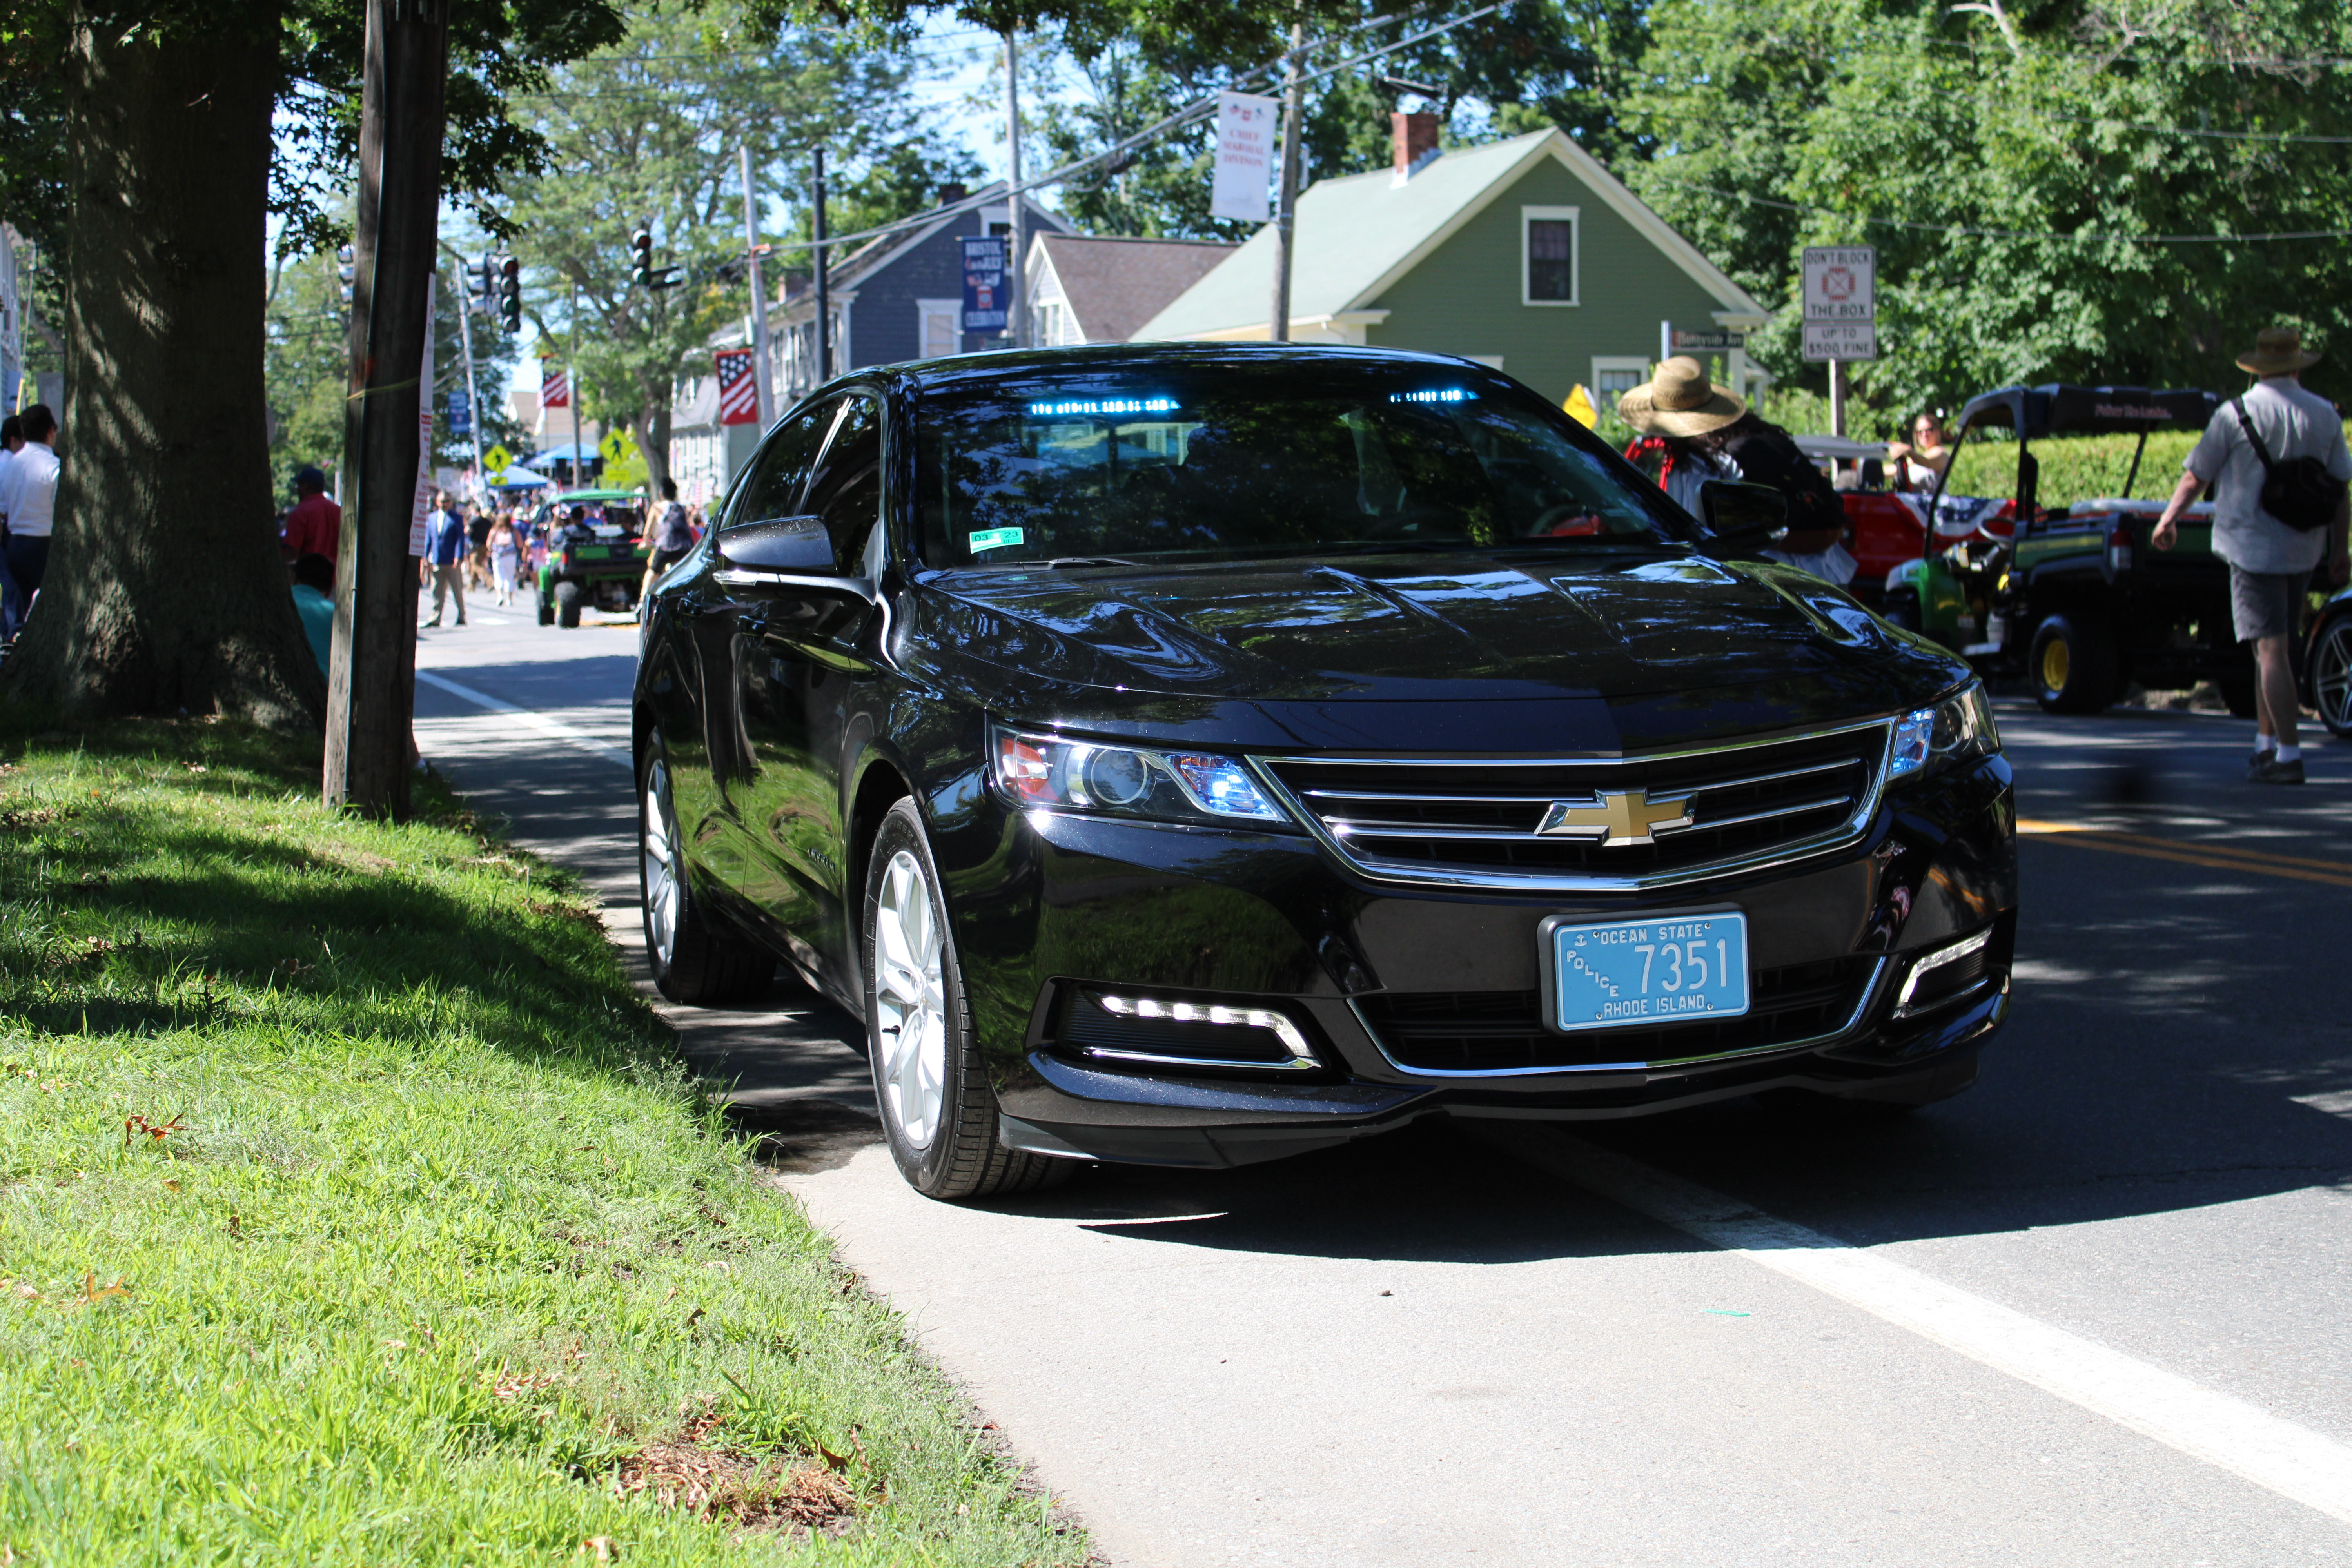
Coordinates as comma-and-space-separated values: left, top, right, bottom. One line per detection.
2232, 396, 2347, 532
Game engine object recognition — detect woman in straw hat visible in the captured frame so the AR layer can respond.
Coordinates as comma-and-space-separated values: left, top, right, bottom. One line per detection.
1617, 356, 1856, 584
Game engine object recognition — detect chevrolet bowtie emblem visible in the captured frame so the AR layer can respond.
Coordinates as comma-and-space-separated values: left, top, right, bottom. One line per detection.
1536, 788, 1694, 847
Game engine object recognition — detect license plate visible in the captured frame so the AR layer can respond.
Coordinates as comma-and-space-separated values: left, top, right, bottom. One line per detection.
1543, 913, 1750, 1034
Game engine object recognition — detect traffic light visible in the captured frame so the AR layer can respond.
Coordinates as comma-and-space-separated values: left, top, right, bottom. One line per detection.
630, 230, 654, 289
497, 255, 521, 332
475, 252, 498, 314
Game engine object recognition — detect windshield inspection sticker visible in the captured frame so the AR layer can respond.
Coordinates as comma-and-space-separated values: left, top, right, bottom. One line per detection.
968, 527, 1025, 553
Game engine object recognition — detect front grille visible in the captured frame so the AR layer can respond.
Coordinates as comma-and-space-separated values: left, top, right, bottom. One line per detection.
1355, 956, 1884, 1074
1260, 723, 1888, 890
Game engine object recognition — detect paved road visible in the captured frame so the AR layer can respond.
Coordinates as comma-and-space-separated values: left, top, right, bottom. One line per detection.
415, 607, 2352, 1567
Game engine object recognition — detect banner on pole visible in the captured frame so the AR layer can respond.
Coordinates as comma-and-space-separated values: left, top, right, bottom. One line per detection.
410, 276, 437, 556
714, 348, 760, 426
539, 365, 570, 409
1211, 91, 1278, 224
447, 386, 471, 436
960, 236, 1009, 333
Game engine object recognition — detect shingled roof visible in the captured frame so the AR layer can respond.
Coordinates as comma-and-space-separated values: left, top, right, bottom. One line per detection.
1032, 234, 1237, 345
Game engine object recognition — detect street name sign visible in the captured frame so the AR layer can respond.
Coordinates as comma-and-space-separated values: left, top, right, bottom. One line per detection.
1802, 245, 1877, 362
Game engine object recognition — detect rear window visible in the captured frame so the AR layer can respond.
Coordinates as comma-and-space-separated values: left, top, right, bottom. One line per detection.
914, 364, 1694, 568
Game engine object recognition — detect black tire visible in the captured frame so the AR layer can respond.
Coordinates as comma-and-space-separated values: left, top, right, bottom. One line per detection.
536, 596, 554, 627
554, 580, 583, 629
2307, 614, 2352, 739
638, 738, 775, 1006
862, 798, 1077, 1201
2028, 613, 2121, 714
1880, 587, 1922, 635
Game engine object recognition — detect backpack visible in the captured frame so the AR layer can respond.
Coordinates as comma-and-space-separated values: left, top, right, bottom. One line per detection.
2231, 397, 2348, 532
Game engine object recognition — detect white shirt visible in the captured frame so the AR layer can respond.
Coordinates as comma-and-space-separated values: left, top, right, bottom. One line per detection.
0, 441, 59, 538
0, 446, 13, 530
2184, 376, 2352, 575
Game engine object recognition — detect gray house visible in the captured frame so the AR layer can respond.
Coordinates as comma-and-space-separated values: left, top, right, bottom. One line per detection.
1136, 126, 1769, 410
775, 182, 1069, 398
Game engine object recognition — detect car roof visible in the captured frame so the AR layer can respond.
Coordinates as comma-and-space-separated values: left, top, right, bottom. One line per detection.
811, 340, 1501, 399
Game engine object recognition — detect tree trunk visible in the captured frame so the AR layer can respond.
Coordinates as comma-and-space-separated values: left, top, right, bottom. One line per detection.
0, 5, 321, 726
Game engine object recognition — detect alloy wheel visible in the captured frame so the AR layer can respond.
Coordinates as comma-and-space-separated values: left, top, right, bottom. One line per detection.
2317, 619, 2352, 734
642, 759, 681, 970
873, 849, 948, 1150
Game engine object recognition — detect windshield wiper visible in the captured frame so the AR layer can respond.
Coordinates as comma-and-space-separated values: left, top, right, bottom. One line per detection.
1040, 555, 1144, 569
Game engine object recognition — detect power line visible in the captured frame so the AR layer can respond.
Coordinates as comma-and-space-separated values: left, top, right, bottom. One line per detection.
1638, 174, 2352, 243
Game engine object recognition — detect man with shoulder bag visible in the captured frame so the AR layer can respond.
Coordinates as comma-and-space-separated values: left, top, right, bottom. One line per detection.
2154, 326, 2352, 784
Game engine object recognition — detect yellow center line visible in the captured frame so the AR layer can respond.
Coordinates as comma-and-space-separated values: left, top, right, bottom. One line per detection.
2017, 818, 2352, 888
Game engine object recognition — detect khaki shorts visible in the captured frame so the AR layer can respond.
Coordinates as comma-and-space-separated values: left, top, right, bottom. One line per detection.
2230, 565, 2302, 643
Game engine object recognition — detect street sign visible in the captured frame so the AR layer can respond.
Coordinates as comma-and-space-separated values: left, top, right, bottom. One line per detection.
482, 443, 512, 478
447, 387, 470, 436
961, 236, 1009, 333
1667, 326, 1746, 354
1801, 245, 1877, 362
600, 428, 648, 488
1211, 90, 1278, 224
598, 428, 632, 465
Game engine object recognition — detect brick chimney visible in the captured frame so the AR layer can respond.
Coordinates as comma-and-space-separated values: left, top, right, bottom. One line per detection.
937, 182, 968, 208
1391, 112, 1441, 185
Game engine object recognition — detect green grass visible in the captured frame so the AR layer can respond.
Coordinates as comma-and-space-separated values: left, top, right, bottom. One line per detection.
0, 717, 1084, 1566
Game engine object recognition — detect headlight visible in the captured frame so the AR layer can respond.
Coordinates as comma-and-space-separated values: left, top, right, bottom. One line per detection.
991, 724, 1290, 827
1889, 682, 2000, 782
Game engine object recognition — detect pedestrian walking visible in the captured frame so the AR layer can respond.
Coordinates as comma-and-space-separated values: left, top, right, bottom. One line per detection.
639, 477, 696, 611
1617, 358, 1855, 583
2154, 326, 2352, 784
420, 490, 469, 628
466, 503, 494, 591
281, 466, 341, 570
0, 415, 23, 643
487, 512, 521, 606
0, 404, 62, 644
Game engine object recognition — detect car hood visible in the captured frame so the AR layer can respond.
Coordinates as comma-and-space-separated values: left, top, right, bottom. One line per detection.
912, 552, 1930, 707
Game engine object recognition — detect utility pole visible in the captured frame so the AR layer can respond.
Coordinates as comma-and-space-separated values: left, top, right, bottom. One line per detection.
739, 145, 776, 426
813, 146, 831, 385
326, 0, 448, 819
450, 257, 486, 504
1829, 358, 1847, 439
1267, 20, 1305, 345
1004, 30, 1026, 349
567, 277, 582, 490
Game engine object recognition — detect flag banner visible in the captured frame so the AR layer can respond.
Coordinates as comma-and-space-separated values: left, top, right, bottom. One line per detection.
540, 366, 570, 409
715, 348, 760, 426
409, 274, 436, 557
447, 387, 471, 436
961, 236, 1009, 333
1212, 91, 1278, 224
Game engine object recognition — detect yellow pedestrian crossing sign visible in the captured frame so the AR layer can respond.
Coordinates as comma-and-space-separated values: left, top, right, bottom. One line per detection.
482, 444, 512, 477
599, 428, 649, 488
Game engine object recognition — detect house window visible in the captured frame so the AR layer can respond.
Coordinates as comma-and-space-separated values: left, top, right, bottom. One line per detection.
1591, 356, 1649, 412
916, 298, 959, 359
1522, 205, 1580, 306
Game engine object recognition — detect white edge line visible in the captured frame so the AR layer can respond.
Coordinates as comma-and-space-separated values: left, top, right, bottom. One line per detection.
413, 668, 634, 771
1478, 1124, 2352, 1526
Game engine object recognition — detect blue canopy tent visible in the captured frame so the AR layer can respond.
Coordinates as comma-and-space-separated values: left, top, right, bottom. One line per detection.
485, 464, 552, 490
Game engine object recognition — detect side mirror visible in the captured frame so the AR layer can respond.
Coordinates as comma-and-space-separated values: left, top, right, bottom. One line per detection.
1698, 480, 1788, 552
718, 516, 834, 573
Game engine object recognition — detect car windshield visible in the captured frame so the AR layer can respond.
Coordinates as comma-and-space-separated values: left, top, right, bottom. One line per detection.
914, 364, 1695, 568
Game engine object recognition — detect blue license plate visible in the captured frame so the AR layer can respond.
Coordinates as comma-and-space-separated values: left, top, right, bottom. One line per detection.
1545, 913, 1750, 1033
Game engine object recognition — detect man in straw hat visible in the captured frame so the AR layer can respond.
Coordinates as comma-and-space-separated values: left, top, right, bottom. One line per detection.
2154, 326, 2351, 784
1618, 356, 1854, 583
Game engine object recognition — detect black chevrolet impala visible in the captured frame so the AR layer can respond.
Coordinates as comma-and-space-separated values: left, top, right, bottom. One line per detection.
633, 345, 2015, 1200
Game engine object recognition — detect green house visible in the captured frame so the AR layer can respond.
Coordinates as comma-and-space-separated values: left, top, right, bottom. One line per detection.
1133, 126, 1767, 412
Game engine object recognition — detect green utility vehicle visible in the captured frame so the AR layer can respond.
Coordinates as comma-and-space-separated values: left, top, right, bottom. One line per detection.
531, 488, 650, 628
1880, 383, 2250, 714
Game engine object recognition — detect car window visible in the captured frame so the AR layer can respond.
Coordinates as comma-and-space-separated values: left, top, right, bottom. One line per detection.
802, 394, 882, 575
915, 370, 1693, 568
725, 399, 840, 530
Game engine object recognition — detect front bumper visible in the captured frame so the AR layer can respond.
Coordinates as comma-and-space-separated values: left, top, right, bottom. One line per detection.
951, 755, 2016, 1169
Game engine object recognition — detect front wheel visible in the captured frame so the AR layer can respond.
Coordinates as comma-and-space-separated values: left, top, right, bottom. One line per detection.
864, 799, 1076, 1201
2029, 613, 2121, 714
2309, 615, 2352, 738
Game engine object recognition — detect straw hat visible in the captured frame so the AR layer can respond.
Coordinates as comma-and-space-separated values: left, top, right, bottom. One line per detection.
2238, 325, 2322, 376
1616, 356, 1746, 437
